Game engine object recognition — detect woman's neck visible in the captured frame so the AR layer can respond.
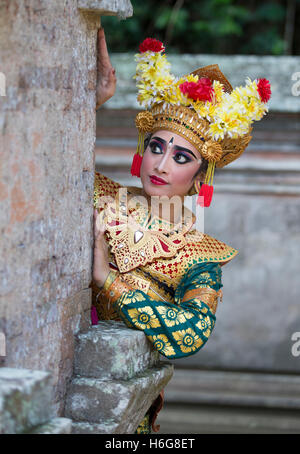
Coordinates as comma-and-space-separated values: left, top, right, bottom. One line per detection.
137, 189, 186, 226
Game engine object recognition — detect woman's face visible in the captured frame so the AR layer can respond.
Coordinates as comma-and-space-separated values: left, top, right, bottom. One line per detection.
140, 130, 202, 199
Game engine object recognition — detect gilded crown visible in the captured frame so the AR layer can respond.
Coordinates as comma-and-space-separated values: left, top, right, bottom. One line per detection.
134, 38, 271, 167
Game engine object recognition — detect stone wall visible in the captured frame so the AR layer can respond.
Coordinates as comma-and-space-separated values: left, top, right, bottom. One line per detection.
0, 0, 132, 414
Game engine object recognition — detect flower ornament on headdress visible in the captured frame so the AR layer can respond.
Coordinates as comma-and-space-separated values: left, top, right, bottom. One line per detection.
132, 38, 271, 206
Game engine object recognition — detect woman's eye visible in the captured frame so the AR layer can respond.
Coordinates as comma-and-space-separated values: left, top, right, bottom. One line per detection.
149, 142, 163, 154
173, 152, 191, 164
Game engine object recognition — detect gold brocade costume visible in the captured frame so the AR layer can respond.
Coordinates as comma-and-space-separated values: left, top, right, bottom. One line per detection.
92, 172, 237, 321
91, 172, 237, 434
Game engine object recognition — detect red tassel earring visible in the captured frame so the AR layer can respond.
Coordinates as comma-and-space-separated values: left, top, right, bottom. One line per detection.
195, 161, 216, 207
130, 132, 144, 177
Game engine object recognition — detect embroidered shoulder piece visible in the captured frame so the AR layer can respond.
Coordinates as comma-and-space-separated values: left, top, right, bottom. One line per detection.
104, 201, 189, 273
94, 172, 121, 208
184, 230, 238, 265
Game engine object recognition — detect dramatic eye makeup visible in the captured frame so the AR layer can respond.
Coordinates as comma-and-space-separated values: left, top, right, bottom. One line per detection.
173, 151, 192, 164
149, 136, 197, 164
149, 139, 163, 154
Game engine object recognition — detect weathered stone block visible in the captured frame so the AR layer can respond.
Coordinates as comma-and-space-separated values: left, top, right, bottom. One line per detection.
78, 0, 133, 18
0, 368, 55, 434
65, 363, 173, 433
74, 321, 160, 380
27, 417, 72, 434
72, 420, 119, 434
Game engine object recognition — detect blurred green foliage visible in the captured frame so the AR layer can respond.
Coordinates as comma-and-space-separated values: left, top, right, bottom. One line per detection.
102, 0, 299, 55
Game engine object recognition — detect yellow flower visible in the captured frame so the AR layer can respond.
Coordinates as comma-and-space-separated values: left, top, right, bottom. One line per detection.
209, 122, 226, 141
135, 51, 175, 108
156, 306, 193, 327
212, 80, 225, 104
172, 328, 203, 354
148, 334, 175, 357
127, 306, 161, 330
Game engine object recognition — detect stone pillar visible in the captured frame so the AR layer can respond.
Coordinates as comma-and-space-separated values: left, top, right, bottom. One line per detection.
0, 0, 132, 414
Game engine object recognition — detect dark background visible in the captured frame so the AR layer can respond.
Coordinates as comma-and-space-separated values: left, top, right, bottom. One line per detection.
102, 0, 300, 55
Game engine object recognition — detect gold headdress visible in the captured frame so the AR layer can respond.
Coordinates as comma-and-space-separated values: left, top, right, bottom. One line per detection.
132, 38, 271, 206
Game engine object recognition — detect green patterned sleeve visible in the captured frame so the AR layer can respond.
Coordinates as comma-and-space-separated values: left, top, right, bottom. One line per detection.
113, 262, 222, 359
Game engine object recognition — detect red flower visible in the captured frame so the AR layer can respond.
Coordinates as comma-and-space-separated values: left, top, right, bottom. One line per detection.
257, 78, 271, 103
139, 38, 165, 53
179, 78, 214, 102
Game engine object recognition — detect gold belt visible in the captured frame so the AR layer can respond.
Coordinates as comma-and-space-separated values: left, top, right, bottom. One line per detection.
181, 287, 222, 315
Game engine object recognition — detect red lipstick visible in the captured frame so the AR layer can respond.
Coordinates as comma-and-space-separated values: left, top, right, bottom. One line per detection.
150, 175, 168, 185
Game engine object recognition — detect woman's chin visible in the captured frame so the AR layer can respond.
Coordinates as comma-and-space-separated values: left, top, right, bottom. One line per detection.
142, 182, 171, 198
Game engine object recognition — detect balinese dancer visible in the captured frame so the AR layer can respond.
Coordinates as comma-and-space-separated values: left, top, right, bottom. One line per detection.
92, 33, 271, 433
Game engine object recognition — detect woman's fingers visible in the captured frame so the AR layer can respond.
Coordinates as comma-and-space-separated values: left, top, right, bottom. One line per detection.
94, 209, 106, 232
94, 209, 107, 250
97, 28, 110, 70
96, 27, 116, 107
97, 28, 114, 76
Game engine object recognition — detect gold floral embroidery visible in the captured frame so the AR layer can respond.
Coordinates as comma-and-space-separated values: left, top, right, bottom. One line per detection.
127, 306, 161, 330
124, 291, 145, 304
193, 300, 209, 314
156, 306, 193, 327
172, 328, 203, 354
196, 315, 213, 337
148, 334, 175, 357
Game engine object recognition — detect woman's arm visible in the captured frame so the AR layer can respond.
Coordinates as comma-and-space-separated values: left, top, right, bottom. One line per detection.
95, 28, 116, 109
99, 262, 222, 360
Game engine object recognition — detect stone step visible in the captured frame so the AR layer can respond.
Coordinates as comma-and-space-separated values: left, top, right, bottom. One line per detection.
164, 369, 300, 410
158, 403, 300, 434
0, 367, 55, 434
27, 417, 72, 434
74, 321, 160, 380
71, 421, 120, 434
65, 363, 173, 434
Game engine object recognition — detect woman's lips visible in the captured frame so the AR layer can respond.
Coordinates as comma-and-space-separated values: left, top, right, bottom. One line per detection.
149, 175, 168, 185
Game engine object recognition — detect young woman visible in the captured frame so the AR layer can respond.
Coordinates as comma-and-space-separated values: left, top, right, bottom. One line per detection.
92, 31, 271, 433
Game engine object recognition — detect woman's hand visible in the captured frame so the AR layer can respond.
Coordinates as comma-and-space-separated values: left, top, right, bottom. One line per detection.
93, 209, 110, 287
96, 28, 116, 109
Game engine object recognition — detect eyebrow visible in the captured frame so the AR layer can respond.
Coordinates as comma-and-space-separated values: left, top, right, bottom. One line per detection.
151, 136, 198, 159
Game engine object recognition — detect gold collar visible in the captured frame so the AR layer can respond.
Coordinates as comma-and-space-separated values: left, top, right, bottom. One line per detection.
102, 187, 195, 273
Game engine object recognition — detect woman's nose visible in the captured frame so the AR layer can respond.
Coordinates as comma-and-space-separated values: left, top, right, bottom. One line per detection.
156, 152, 171, 174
